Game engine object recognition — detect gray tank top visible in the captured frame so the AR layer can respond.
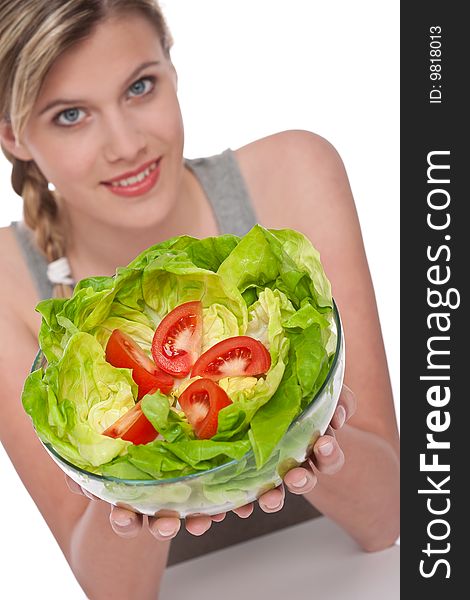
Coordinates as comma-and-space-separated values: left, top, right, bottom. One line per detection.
11, 148, 319, 564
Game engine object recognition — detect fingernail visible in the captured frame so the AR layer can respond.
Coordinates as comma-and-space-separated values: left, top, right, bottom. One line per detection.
113, 515, 132, 527
264, 498, 283, 510
157, 526, 177, 538
191, 525, 211, 536
211, 513, 226, 522
336, 405, 346, 428
318, 441, 334, 456
291, 475, 308, 489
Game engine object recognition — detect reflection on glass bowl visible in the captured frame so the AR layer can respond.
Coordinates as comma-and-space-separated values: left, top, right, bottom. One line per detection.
32, 303, 344, 518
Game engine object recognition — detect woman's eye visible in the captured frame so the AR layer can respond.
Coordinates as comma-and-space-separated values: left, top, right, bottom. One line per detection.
128, 77, 155, 98
55, 108, 85, 127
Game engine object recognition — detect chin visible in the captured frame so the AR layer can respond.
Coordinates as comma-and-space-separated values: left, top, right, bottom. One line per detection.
106, 193, 177, 231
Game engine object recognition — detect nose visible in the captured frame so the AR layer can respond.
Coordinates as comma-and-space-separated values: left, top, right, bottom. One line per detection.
102, 111, 147, 163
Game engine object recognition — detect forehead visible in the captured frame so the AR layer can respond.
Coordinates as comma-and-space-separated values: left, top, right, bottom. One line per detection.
37, 13, 165, 102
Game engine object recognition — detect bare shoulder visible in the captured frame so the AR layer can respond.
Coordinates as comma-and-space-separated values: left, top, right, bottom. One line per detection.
235, 129, 341, 171
0, 224, 26, 292
233, 130, 351, 233
233, 130, 362, 273
0, 225, 41, 335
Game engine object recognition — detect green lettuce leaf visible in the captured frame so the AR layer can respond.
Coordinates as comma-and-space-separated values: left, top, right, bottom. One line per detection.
217, 225, 332, 310
201, 303, 241, 351
141, 391, 194, 443
126, 438, 250, 479
270, 228, 332, 309
23, 332, 136, 469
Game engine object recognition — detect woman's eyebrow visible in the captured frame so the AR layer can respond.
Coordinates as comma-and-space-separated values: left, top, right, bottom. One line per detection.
38, 97, 84, 116
122, 60, 161, 89
37, 60, 161, 116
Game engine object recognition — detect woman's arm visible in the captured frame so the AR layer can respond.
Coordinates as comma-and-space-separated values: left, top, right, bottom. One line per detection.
0, 302, 171, 599
69, 501, 170, 600
236, 130, 400, 551
308, 423, 399, 551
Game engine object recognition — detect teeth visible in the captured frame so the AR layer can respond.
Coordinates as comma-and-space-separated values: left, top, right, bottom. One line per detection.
110, 161, 157, 187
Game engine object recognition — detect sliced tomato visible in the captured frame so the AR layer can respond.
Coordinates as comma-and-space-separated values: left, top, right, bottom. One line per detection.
178, 378, 232, 439
190, 336, 271, 380
151, 301, 203, 378
102, 402, 158, 445
105, 329, 174, 399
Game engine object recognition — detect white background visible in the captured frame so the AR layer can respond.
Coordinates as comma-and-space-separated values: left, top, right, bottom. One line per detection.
0, 1, 399, 598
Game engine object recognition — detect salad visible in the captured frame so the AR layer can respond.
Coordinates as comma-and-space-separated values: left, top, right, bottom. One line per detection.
22, 225, 336, 481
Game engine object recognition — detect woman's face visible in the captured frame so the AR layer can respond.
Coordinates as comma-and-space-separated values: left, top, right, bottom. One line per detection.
20, 13, 185, 230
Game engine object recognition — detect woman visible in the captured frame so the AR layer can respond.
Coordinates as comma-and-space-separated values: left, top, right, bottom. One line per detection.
0, 1, 399, 598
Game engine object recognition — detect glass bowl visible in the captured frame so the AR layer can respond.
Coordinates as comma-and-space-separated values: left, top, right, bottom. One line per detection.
32, 303, 344, 518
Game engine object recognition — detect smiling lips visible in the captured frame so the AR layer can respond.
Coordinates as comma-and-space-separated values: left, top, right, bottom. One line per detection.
102, 158, 161, 197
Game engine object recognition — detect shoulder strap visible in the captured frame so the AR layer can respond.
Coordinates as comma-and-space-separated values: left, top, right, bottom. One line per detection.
10, 221, 54, 300
185, 149, 258, 237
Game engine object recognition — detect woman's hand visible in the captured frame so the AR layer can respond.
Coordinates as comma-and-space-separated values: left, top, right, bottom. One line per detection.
64, 476, 229, 540
66, 385, 356, 540
203, 385, 356, 518
258, 384, 357, 507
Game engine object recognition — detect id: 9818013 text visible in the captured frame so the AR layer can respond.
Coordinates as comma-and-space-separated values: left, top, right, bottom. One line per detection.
429, 26, 442, 104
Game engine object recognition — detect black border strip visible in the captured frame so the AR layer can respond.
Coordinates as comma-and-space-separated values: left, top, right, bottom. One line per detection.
401, 2, 466, 595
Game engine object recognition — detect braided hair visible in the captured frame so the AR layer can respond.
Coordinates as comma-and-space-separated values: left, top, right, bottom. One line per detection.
10, 154, 71, 297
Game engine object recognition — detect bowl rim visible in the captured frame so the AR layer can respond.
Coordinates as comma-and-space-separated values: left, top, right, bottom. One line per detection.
34, 299, 343, 487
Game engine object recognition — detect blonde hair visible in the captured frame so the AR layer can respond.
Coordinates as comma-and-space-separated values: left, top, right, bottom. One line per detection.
0, 0, 172, 298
